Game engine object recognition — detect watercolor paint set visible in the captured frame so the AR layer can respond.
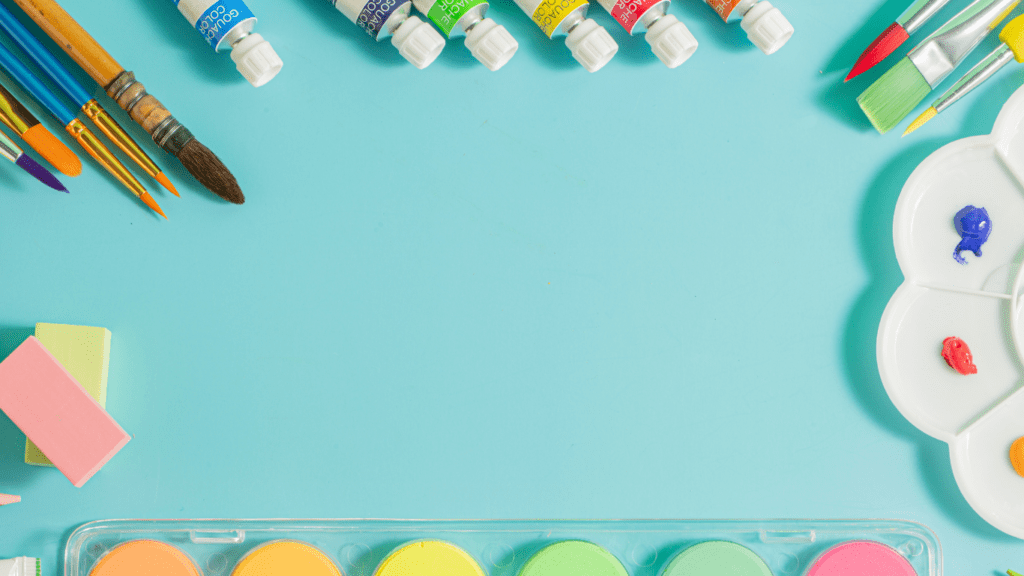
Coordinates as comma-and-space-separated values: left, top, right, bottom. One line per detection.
878, 82, 1024, 538
63, 519, 941, 576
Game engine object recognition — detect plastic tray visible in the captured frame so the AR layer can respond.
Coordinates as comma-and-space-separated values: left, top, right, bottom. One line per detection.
63, 519, 941, 576
879, 83, 1024, 539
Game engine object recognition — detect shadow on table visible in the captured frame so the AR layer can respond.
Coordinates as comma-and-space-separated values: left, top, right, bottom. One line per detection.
844, 92, 1024, 541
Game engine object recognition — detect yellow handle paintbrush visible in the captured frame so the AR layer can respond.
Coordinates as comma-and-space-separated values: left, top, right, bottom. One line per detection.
906, 13, 1024, 135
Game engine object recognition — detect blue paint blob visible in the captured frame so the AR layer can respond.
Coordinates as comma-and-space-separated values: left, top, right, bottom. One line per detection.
954, 205, 991, 265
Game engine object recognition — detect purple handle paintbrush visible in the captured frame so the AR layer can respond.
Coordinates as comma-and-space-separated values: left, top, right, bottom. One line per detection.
0, 127, 66, 191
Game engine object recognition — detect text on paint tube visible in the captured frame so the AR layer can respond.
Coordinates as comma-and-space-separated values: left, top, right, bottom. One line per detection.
195, 0, 255, 49
610, 0, 658, 33
356, 0, 404, 38
705, 0, 740, 21
532, 0, 588, 36
428, 0, 486, 36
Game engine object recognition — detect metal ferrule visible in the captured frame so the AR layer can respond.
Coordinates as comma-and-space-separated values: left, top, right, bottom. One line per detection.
382, 2, 415, 38
0, 130, 20, 163
935, 43, 1014, 112
221, 19, 257, 51
638, 1, 670, 32
908, 0, 1019, 88
455, 4, 488, 36
65, 118, 147, 198
81, 99, 161, 180
106, 71, 192, 156
900, 0, 953, 35
0, 85, 31, 135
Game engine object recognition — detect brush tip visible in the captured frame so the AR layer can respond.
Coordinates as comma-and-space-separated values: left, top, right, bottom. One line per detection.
177, 139, 244, 204
847, 22, 910, 82
155, 171, 179, 197
15, 153, 67, 192
857, 57, 931, 134
22, 124, 82, 177
140, 191, 167, 218
903, 107, 937, 136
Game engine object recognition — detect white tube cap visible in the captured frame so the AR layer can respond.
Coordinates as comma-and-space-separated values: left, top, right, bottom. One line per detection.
391, 16, 445, 69
564, 18, 618, 72
644, 14, 697, 68
230, 33, 283, 87
740, 1, 793, 55
465, 18, 518, 71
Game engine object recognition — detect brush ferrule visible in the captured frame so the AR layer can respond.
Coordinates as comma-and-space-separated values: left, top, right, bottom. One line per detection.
909, 0, 1018, 87
153, 118, 194, 156
935, 43, 1014, 112
900, 0, 951, 34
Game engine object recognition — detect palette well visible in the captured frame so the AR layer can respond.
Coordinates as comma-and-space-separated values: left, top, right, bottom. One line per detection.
878, 82, 1024, 539
63, 520, 940, 576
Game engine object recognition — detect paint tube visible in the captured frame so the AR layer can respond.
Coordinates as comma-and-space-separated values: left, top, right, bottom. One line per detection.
594, 0, 697, 67
512, 0, 618, 71
0, 557, 40, 576
411, 0, 518, 70
701, 0, 792, 54
172, 0, 283, 87
325, 0, 445, 68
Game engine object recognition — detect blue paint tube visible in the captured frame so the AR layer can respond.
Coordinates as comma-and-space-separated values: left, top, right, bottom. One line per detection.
173, 0, 283, 87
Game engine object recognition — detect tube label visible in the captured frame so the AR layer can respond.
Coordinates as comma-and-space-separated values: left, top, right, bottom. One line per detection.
704, 0, 739, 21
532, 0, 588, 36
427, 0, 487, 36
610, 0, 658, 32
346, 0, 405, 38
173, 0, 256, 49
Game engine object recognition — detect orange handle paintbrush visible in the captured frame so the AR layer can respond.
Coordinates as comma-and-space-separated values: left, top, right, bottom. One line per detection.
10, 0, 245, 204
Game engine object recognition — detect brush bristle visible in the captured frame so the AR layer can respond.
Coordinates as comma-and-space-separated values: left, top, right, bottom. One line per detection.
857, 58, 932, 134
22, 124, 81, 177
16, 153, 67, 192
903, 107, 938, 136
177, 139, 244, 204
847, 22, 909, 82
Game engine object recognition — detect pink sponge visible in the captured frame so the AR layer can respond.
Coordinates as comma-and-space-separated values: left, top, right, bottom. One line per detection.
0, 336, 129, 487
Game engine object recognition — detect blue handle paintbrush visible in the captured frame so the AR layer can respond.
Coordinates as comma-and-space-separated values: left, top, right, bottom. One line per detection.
0, 1, 176, 195
0, 39, 165, 216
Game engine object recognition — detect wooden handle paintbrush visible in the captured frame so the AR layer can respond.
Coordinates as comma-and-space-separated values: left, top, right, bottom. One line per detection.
11, 0, 245, 204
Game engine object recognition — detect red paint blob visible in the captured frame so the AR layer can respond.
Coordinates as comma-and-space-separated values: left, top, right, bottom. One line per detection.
942, 337, 977, 375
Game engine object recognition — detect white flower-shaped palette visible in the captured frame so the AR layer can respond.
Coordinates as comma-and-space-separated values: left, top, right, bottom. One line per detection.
878, 84, 1024, 539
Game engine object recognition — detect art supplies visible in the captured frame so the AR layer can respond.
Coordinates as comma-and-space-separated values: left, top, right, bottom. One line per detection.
26, 323, 112, 467
0, 558, 39, 576
878, 82, 1024, 538
0, 1, 177, 195
857, 0, 1019, 134
700, 0, 792, 54
0, 125, 66, 191
512, 0, 618, 71
847, 0, 954, 81
593, 0, 697, 67
0, 494, 20, 506
0, 36, 164, 215
173, 0, 283, 87
905, 14, 1024, 135
324, 0, 445, 68
0, 81, 80, 177
410, 0, 518, 70
10, 0, 245, 204
63, 519, 941, 576
0, 336, 130, 488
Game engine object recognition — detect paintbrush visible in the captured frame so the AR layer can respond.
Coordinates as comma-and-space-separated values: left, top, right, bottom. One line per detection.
905, 13, 1024, 134
10, 0, 244, 204
858, 0, 1020, 134
847, 0, 954, 82
0, 125, 66, 191
1009, 571, 1023, 576
0, 80, 80, 176
0, 39, 165, 217
0, 1, 177, 196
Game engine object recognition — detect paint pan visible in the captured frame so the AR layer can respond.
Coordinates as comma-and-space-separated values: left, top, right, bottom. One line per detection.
879, 81, 1024, 539
375, 540, 485, 576
232, 541, 341, 576
88, 540, 202, 576
806, 541, 917, 576
660, 541, 773, 576
518, 541, 629, 576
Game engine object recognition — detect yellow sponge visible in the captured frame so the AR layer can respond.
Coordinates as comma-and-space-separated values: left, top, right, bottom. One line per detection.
25, 323, 111, 467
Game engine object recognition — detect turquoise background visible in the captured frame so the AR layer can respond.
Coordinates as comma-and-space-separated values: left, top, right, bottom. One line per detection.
0, 0, 1021, 573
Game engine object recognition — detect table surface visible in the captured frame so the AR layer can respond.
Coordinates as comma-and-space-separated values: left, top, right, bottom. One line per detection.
0, 0, 1022, 573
